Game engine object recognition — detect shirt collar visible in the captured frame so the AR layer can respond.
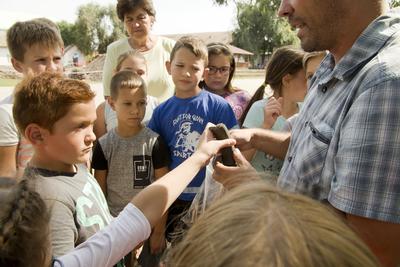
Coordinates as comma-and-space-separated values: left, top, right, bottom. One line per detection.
316, 9, 400, 84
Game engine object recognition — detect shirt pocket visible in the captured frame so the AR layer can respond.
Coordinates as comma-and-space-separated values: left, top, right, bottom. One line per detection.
292, 121, 333, 186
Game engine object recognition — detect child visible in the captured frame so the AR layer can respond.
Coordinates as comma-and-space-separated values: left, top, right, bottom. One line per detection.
94, 50, 159, 138
12, 72, 113, 257
0, 18, 64, 178
240, 47, 306, 180
92, 70, 170, 266
0, 125, 236, 267
167, 181, 380, 267
200, 42, 251, 124
148, 36, 237, 241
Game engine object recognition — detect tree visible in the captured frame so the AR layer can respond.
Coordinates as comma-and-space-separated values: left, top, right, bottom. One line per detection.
58, 3, 124, 56
57, 21, 78, 47
213, 0, 298, 65
391, 0, 400, 7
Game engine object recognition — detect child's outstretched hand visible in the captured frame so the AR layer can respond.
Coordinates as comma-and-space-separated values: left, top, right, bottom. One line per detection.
194, 123, 236, 166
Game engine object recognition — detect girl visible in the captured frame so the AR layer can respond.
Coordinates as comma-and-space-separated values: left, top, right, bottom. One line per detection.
239, 46, 306, 179
0, 126, 235, 267
167, 181, 380, 267
94, 50, 159, 138
201, 42, 251, 124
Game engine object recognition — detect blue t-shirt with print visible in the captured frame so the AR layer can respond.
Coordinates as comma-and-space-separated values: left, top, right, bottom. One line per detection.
148, 90, 237, 201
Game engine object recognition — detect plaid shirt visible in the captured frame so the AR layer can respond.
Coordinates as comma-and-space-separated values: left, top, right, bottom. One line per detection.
278, 10, 400, 223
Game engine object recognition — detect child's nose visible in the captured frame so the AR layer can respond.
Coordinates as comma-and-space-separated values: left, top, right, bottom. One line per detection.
47, 61, 59, 72
85, 128, 96, 143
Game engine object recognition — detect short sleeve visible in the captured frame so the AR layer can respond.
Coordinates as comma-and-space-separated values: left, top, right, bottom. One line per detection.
47, 199, 77, 257
0, 105, 19, 146
242, 100, 265, 128
91, 142, 108, 170
217, 101, 238, 129
329, 81, 400, 223
152, 136, 171, 169
147, 106, 160, 134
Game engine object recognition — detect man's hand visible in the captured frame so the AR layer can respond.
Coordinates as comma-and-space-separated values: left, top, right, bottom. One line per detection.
213, 148, 260, 190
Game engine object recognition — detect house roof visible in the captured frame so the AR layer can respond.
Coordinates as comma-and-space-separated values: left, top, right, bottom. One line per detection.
0, 30, 7, 48
162, 31, 253, 56
162, 31, 233, 45
227, 44, 253, 55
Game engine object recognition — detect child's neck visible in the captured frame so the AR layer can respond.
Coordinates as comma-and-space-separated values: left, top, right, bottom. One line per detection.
116, 123, 144, 138
175, 86, 202, 99
206, 86, 226, 96
29, 153, 76, 173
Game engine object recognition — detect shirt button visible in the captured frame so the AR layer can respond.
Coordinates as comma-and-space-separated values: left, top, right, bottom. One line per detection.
288, 156, 293, 162
322, 86, 328, 93
305, 121, 308, 127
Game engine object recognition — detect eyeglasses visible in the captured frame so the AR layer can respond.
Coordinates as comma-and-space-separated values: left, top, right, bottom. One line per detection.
208, 66, 231, 75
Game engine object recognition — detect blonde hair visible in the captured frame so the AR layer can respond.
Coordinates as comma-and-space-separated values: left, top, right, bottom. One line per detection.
168, 181, 379, 267
302, 51, 327, 68
110, 70, 147, 99
170, 36, 208, 66
13, 72, 95, 134
115, 50, 147, 72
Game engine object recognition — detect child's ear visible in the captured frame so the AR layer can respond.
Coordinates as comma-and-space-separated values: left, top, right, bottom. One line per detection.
11, 58, 24, 74
108, 98, 116, 111
25, 124, 47, 145
282, 73, 293, 87
165, 61, 171, 75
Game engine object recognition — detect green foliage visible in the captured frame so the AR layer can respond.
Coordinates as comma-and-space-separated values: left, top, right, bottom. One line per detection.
58, 3, 124, 56
57, 21, 77, 47
214, 0, 298, 65
391, 0, 400, 7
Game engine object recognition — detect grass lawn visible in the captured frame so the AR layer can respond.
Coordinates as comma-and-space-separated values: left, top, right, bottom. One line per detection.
0, 78, 20, 87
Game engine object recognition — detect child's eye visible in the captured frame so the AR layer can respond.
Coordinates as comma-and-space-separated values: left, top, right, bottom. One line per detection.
175, 64, 184, 68
124, 102, 132, 106
138, 101, 147, 106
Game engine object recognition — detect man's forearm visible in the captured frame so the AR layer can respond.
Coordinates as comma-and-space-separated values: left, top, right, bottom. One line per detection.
251, 129, 291, 160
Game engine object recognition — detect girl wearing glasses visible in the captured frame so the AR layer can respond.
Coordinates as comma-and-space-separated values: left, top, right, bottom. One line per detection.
200, 43, 251, 124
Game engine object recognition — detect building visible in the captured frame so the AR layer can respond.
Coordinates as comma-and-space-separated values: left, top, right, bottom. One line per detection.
163, 31, 254, 68
0, 29, 11, 66
63, 45, 86, 67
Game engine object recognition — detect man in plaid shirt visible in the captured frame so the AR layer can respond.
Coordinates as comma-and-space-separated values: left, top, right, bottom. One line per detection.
214, 1, 400, 266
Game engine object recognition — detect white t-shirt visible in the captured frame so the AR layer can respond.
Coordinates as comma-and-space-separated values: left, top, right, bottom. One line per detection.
104, 95, 159, 131
102, 36, 175, 102
54, 203, 151, 267
0, 95, 34, 175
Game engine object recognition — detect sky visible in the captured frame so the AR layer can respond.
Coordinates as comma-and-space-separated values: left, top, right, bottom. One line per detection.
0, 0, 237, 34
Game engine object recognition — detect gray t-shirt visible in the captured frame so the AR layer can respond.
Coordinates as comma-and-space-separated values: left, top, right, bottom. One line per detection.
24, 164, 113, 257
92, 127, 170, 216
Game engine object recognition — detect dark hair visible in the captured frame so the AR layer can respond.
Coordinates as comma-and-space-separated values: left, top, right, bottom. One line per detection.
0, 178, 50, 267
170, 36, 208, 66
116, 0, 156, 22
110, 70, 147, 99
6, 18, 64, 62
200, 42, 236, 93
238, 46, 305, 126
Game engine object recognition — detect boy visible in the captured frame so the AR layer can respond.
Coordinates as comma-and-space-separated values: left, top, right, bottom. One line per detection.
12, 72, 113, 257
148, 36, 237, 241
92, 70, 170, 266
0, 18, 64, 178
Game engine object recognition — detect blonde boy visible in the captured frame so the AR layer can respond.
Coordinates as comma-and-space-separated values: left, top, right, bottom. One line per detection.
13, 72, 113, 257
0, 18, 64, 178
148, 36, 237, 240
92, 70, 170, 265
